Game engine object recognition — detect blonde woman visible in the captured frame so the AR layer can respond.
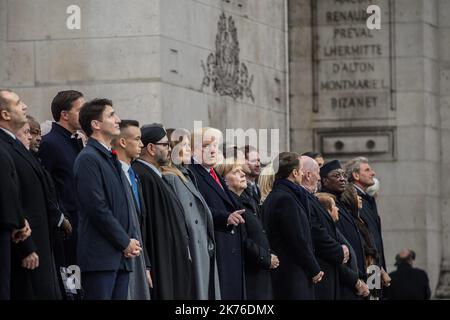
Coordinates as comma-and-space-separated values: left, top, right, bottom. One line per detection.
215, 159, 278, 300
162, 128, 220, 300
258, 162, 275, 202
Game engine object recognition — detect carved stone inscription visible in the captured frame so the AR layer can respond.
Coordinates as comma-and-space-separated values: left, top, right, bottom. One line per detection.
313, 0, 395, 120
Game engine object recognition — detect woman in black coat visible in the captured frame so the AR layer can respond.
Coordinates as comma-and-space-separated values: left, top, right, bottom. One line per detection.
340, 186, 391, 298
316, 192, 370, 299
216, 160, 278, 300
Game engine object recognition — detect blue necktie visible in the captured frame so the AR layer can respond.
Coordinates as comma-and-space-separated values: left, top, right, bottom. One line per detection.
127, 167, 141, 211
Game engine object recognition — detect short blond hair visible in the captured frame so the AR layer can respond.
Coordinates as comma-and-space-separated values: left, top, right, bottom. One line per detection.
214, 158, 242, 178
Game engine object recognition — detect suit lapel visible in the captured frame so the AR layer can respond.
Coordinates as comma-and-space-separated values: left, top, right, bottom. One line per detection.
336, 202, 354, 226
193, 164, 235, 208
6, 132, 45, 181
278, 183, 307, 213
118, 169, 134, 234
183, 177, 205, 204
135, 177, 145, 217
356, 188, 382, 229
88, 139, 123, 183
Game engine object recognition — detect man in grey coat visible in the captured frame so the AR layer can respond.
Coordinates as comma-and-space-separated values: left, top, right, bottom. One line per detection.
112, 120, 152, 300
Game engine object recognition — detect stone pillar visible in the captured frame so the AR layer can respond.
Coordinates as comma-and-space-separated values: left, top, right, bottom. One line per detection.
0, 0, 5, 86
435, 0, 450, 298
289, 0, 442, 294
289, 0, 314, 152
390, 0, 441, 294
1, 0, 288, 154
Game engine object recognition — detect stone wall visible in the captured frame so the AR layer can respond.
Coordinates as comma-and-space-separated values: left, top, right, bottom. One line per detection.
388, 0, 441, 293
159, 0, 288, 154
436, 0, 450, 298
289, 0, 443, 294
0, 0, 6, 88
0, 0, 162, 123
0, 0, 288, 155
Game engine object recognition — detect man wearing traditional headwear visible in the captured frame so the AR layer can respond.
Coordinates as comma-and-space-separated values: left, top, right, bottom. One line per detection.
320, 160, 366, 299
132, 123, 194, 300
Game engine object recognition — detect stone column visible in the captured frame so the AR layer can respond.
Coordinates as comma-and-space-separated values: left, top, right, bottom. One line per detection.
288, 0, 314, 152
391, 0, 441, 294
435, 0, 450, 299
0, 0, 6, 87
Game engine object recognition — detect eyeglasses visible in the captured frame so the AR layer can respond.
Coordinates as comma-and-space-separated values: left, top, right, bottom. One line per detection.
153, 142, 170, 148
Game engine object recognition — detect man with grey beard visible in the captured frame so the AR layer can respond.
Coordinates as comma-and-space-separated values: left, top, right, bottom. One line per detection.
132, 123, 194, 300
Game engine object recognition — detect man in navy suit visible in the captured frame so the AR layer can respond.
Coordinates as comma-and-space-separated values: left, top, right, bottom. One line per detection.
189, 127, 246, 300
262, 152, 324, 300
0, 89, 61, 299
39, 90, 86, 267
73, 98, 142, 300
0, 90, 32, 299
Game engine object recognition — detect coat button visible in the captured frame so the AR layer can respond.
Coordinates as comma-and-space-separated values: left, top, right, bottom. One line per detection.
195, 220, 198, 224
189, 202, 193, 207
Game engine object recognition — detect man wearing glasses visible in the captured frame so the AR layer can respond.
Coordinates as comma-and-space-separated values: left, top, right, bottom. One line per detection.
132, 123, 194, 300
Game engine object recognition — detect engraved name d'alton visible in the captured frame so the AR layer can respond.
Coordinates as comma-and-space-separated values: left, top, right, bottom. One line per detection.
201, 12, 255, 103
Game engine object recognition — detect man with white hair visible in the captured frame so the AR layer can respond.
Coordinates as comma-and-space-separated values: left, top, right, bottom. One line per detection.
300, 155, 350, 299
344, 157, 386, 273
189, 127, 246, 300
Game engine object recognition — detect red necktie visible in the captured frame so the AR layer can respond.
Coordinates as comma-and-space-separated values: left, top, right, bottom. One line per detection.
209, 168, 223, 189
